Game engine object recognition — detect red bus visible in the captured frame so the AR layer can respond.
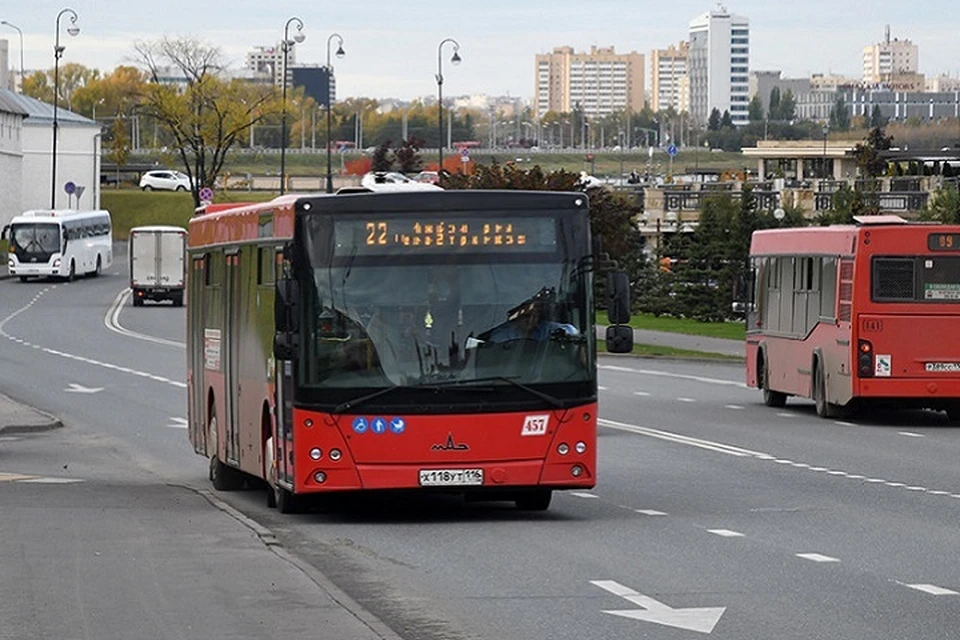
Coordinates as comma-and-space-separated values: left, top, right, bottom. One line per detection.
746, 215, 960, 420
186, 189, 631, 512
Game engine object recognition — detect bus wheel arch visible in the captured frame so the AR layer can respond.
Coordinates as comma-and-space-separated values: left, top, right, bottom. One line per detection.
262, 403, 277, 509
758, 346, 787, 408
812, 353, 836, 419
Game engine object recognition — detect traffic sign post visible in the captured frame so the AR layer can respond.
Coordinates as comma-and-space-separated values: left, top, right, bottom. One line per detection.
199, 187, 214, 204
666, 144, 678, 182
460, 147, 469, 164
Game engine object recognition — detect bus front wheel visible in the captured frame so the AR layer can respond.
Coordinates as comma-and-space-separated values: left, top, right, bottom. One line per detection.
515, 489, 552, 511
813, 362, 837, 419
208, 409, 243, 491
759, 355, 787, 407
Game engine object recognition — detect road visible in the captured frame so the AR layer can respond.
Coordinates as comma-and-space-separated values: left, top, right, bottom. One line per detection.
2, 245, 959, 639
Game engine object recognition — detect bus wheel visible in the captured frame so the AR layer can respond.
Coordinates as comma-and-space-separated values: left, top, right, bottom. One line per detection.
67, 261, 76, 282
93, 255, 102, 277
18, 276, 28, 283
515, 489, 552, 511
208, 410, 242, 491
760, 356, 786, 407
813, 362, 836, 419
946, 406, 960, 424
264, 437, 277, 508
275, 486, 303, 514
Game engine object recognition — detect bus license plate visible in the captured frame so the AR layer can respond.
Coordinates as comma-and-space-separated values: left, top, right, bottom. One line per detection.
419, 469, 483, 487
926, 362, 960, 372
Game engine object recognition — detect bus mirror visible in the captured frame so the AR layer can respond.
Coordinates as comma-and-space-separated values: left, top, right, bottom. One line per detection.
605, 325, 633, 354
607, 271, 631, 325
1, 225, 8, 240
273, 332, 299, 361
275, 278, 300, 333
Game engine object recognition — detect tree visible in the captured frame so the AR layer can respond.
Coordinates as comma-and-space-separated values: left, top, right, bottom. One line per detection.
707, 108, 722, 131
778, 89, 796, 122
853, 126, 894, 178
720, 110, 734, 129
106, 116, 130, 188
133, 37, 282, 206
829, 96, 850, 131
395, 136, 425, 174
922, 186, 960, 224
371, 140, 393, 172
869, 104, 888, 129
767, 87, 781, 122
748, 95, 764, 122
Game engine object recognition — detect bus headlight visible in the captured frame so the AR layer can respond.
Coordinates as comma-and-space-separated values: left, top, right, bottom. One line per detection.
575, 441, 587, 454
53, 258, 61, 267
557, 443, 569, 455
571, 465, 584, 477
309, 448, 322, 460
329, 448, 342, 461
313, 471, 327, 484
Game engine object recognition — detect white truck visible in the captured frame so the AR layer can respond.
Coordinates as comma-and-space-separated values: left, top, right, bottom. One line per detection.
129, 225, 187, 307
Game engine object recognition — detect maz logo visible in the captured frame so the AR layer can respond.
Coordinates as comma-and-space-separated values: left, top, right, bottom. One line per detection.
431, 433, 469, 451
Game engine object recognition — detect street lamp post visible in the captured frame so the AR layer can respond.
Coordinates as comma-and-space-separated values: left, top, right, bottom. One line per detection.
52, 8, 80, 209
435, 38, 461, 172
279, 16, 305, 195
325, 33, 345, 194
1, 21, 24, 93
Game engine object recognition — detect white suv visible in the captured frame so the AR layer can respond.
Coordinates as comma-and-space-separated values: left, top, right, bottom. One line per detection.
139, 170, 193, 192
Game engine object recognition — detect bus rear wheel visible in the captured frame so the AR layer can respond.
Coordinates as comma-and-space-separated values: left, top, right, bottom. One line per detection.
813, 362, 837, 419
515, 489, 552, 511
208, 409, 243, 490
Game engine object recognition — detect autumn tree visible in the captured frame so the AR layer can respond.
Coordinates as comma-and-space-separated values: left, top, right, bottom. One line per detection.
133, 36, 282, 206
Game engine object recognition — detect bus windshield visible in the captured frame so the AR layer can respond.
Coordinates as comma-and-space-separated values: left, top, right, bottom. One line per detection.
10, 223, 61, 255
297, 213, 594, 394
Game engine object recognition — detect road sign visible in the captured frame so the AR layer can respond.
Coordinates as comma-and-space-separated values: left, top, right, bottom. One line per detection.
460, 147, 469, 158
199, 187, 214, 202
667, 144, 678, 157
64, 181, 76, 195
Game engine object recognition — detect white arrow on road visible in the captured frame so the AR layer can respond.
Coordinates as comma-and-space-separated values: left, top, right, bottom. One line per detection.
591, 580, 726, 634
65, 383, 104, 394
167, 417, 188, 429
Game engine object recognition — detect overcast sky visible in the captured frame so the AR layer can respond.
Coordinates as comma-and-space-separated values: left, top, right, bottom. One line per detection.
2, 0, 958, 101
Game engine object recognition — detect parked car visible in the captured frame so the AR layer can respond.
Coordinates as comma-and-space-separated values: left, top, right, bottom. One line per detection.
413, 171, 439, 184
139, 170, 194, 192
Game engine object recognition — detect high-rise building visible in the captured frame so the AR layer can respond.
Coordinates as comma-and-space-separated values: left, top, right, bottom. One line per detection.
534, 45, 644, 119
688, 5, 750, 126
862, 27, 918, 84
246, 43, 298, 87
649, 42, 689, 113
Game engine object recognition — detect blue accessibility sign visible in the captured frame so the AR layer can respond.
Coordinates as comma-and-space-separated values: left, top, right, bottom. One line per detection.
371, 417, 388, 435
390, 417, 406, 434
667, 144, 678, 157
352, 417, 369, 434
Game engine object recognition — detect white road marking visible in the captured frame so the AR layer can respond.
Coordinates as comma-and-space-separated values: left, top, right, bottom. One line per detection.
104, 289, 186, 348
167, 417, 189, 429
834, 421, 856, 427
570, 492, 599, 499
0, 292, 187, 390
724, 404, 744, 410
590, 579, 726, 634
903, 583, 959, 596
18, 477, 84, 484
676, 397, 696, 403
598, 418, 765, 458
898, 431, 925, 438
905, 486, 927, 492
635, 509, 667, 516
796, 553, 840, 563
776, 412, 795, 418
598, 386, 609, 391
599, 364, 747, 388
633, 391, 650, 397
65, 383, 104, 394
707, 529, 745, 537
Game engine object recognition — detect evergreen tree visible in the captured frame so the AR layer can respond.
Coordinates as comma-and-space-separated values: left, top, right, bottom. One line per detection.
720, 110, 735, 129
707, 108, 722, 131
869, 104, 887, 129
768, 87, 781, 121
779, 90, 796, 122
748, 95, 764, 122
829, 96, 851, 131
853, 126, 894, 178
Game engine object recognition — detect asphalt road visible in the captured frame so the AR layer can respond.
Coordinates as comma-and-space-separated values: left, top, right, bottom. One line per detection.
2, 245, 960, 640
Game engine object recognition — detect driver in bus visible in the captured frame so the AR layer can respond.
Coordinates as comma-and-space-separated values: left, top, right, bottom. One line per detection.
475, 287, 579, 345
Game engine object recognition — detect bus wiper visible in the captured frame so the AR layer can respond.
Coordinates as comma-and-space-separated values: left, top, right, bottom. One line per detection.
425, 376, 564, 408
331, 385, 407, 414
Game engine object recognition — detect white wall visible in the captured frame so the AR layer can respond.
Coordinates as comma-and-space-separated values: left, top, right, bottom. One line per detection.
0, 110, 24, 228
22, 121, 101, 212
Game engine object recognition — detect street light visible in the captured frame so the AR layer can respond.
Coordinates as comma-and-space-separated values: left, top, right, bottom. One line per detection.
52, 8, 80, 209
279, 16, 305, 195
1, 21, 23, 93
325, 33, 345, 194
435, 37, 461, 172
821, 123, 830, 182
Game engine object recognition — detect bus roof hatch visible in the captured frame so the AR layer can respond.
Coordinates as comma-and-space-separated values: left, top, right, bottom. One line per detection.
853, 214, 909, 225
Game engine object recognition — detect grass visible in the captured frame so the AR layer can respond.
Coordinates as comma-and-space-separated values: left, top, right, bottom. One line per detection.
596, 311, 746, 341
101, 190, 278, 240
598, 340, 743, 361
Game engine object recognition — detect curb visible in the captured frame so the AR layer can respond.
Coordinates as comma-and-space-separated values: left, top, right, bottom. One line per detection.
0, 417, 64, 435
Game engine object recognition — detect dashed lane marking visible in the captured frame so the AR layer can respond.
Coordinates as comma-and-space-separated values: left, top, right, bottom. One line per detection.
903, 584, 959, 595
570, 492, 599, 499
708, 529, 745, 537
898, 431, 925, 438
677, 397, 696, 403
725, 404, 745, 410
0, 472, 83, 484
635, 509, 667, 516
796, 553, 840, 563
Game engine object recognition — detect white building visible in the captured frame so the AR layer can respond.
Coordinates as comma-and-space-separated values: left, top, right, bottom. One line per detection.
650, 42, 689, 113
0, 90, 27, 227
0, 88, 101, 215
534, 46, 645, 119
688, 6, 750, 126
862, 27, 918, 84
246, 44, 299, 87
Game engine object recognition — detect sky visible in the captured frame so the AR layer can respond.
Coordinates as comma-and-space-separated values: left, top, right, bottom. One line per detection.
2, 0, 958, 101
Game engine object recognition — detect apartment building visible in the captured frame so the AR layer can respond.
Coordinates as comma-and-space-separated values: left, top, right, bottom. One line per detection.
649, 42, 689, 113
688, 5, 750, 126
862, 27, 918, 84
246, 43, 298, 87
534, 45, 645, 118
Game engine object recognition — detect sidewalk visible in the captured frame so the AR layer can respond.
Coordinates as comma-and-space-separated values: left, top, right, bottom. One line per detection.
597, 326, 745, 359
0, 392, 62, 434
